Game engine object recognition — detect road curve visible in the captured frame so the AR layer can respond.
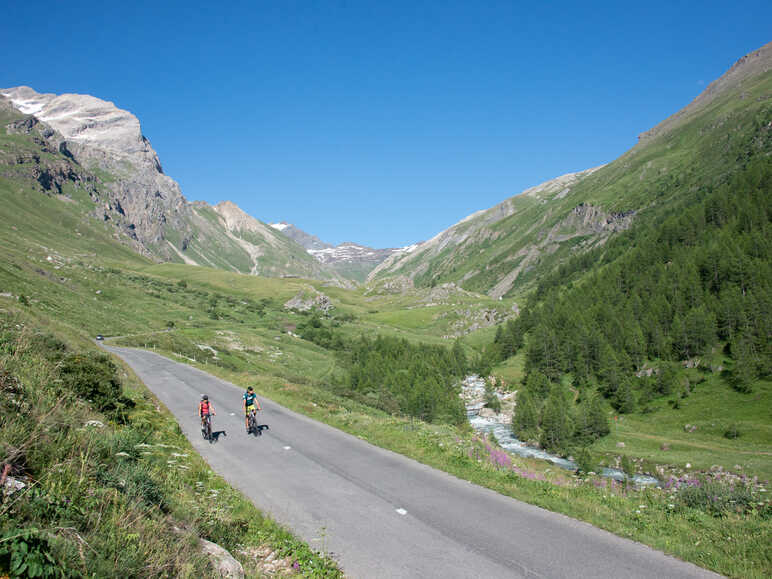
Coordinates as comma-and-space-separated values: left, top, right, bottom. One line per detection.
105, 346, 720, 579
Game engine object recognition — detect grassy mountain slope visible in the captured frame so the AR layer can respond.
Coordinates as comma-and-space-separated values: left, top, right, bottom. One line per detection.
371, 42, 772, 299
0, 167, 768, 577
0, 310, 341, 577
0, 91, 345, 284
1, 44, 771, 578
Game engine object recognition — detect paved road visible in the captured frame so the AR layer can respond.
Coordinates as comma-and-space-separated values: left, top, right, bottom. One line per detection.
105, 346, 720, 578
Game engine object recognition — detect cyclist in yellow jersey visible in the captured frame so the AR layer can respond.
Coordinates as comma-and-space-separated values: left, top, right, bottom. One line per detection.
243, 386, 261, 432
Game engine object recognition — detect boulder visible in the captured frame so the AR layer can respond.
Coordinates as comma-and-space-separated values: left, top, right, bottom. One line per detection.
284, 288, 334, 314
199, 539, 245, 579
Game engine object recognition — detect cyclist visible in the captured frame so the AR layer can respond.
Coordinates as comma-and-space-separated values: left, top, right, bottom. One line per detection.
243, 386, 262, 433
199, 394, 215, 431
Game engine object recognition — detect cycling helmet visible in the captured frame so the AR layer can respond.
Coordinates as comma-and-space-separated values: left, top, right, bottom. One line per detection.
202, 394, 208, 400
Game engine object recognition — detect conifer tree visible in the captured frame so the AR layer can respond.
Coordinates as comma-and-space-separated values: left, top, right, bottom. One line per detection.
729, 331, 758, 393
575, 393, 610, 442
612, 379, 636, 414
452, 338, 468, 375
539, 385, 574, 453
513, 389, 538, 439
525, 371, 551, 400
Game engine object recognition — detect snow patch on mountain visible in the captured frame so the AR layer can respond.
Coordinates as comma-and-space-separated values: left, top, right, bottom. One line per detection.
309, 244, 380, 264
269, 222, 402, 270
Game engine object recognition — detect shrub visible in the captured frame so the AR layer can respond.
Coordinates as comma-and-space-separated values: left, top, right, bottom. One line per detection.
723, 424, 742, 439
0, 528, 62, 578
574, 447, 596, 475
676, 477, 759, 517
30, 333, 68, 361
620, 455, 634, 476
58, 353, 135, 420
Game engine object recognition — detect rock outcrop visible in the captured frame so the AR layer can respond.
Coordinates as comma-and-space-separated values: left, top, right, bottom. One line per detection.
199, 539, 245, 579
1, 86, 186, 250
366, 166, 605, 290
284, 287, 334, 313
1, 86, 343, 281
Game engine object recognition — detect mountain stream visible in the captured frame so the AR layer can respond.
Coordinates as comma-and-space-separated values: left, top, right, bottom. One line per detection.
461, 376, 659, 486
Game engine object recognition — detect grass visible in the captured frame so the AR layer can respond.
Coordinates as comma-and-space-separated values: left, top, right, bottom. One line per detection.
2, 219, 769, 576
2, 216, 770, 576
1, 85, 771, 576
0, 308, 342, 577
118, 332, 770, 578
596, 374, 772, 480
491, 351, 526, 387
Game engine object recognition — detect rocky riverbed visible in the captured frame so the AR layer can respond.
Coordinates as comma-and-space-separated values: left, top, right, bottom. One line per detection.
460, 375, 659, 485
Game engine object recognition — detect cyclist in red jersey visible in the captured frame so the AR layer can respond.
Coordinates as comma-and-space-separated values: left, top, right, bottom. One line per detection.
198, 394, 215, 428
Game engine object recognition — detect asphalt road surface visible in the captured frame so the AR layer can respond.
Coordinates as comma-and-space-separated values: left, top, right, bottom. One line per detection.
105, 345, 720, 578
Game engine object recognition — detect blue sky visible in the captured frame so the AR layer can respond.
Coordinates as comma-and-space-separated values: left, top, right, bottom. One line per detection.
2, 1, 770, 247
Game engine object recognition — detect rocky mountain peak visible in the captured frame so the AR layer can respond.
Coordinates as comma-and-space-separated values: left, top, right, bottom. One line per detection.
2, 85, 185, 248
366, 167, 604, 284
269, 222, 399, 282
1, 86, 162, 173
213, 201, 282, 248
1, 86, 344, 283
270, 222, 332, 251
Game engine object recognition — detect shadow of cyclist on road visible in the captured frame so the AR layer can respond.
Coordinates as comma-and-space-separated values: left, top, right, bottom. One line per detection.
210, 430, 227, 442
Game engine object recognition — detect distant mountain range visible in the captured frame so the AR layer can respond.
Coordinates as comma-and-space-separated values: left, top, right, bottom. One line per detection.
269, 222, 402, 282
2, 41, 770, 295
0, 86, 402, 285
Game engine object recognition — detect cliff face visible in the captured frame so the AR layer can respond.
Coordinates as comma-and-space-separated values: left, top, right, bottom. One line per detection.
0, 87, 343, 282
1, 86, 186, 250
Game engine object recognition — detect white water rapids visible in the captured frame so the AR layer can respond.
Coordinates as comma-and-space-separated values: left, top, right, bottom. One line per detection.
461, 376, 659, 486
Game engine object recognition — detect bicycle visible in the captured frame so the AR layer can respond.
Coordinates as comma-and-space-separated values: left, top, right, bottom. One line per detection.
201, 414, 213, 441
247, 408, 260, 436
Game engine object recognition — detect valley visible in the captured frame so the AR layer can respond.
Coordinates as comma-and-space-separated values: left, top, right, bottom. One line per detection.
1, 41, 770, 578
